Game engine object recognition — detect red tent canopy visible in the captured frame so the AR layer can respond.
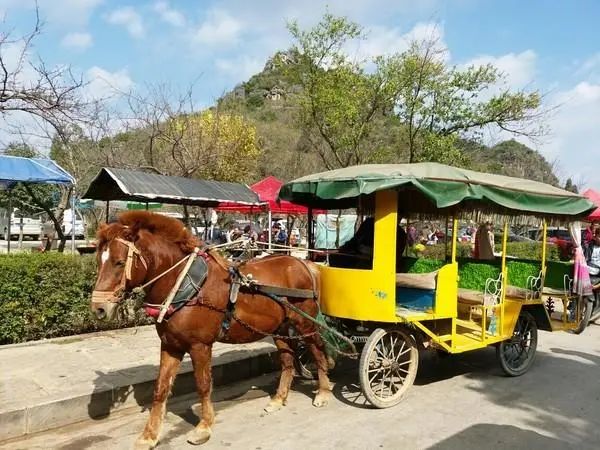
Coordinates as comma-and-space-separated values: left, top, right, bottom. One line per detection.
217, 176, 311, 215
583, 189, 600, 220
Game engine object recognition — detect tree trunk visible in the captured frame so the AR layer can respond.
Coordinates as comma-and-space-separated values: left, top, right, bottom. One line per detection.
24, 185, 71, 253
56, 187, 72, 252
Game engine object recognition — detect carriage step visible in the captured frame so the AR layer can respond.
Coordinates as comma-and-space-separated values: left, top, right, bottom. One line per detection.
455, 318, 483, 332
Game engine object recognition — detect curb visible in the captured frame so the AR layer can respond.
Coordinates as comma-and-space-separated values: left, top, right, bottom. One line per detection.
0, 345, 278, 441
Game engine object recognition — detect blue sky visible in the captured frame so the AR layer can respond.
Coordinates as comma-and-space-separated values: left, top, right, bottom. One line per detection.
1, 0, 599, 187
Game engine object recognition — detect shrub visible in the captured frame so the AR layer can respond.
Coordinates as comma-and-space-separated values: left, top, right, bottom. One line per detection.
0, 253, 149, 345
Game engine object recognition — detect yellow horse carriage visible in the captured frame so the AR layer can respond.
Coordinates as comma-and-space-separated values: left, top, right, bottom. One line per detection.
279, 163, 595, 408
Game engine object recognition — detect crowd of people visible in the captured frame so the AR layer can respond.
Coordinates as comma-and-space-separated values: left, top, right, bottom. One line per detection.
225, 222, 297, 246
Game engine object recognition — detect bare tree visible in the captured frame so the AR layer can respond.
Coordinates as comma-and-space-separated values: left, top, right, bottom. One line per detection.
0, 5, 95, 251
0, 7, 90, 140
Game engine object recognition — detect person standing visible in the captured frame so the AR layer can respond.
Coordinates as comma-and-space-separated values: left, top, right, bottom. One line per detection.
583, 221, 599, 253
474, 221, 495, 260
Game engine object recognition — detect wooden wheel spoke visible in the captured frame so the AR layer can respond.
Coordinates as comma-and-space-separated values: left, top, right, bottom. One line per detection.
389, 334, 398, 359
375, 345, 387, 360
392, 367, 407, 384
398, 347, 412, 358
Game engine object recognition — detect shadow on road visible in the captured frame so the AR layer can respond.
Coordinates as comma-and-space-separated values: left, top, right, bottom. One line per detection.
428, 423, 572, 450
462, 346, 600, 448
87, 347, 277, 422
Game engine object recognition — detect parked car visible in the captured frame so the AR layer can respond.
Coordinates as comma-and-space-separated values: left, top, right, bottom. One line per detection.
0, 208, 42, 240
62, 209, 86, 239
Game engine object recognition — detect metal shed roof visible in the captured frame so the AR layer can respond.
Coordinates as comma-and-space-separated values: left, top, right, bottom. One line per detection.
82, 167, 261, 207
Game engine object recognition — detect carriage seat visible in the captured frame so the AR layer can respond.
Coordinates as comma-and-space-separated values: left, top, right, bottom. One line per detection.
505, 285, 534, 300
395, 271, 438, 290
458, 285, 533, 306
542, 287, 569, 296
457, 288, 485, 305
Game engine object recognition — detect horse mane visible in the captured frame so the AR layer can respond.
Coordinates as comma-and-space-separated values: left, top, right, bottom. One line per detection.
97, 211, 200, 254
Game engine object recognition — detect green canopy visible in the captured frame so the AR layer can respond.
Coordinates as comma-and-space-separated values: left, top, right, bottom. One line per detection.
278, 163, 595, 219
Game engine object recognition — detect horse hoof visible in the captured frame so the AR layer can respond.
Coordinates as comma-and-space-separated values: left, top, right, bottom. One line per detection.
312, 391, 330, 408
186, 427, 212, 445
264, 399, 284, 414
133, 437, 158, 450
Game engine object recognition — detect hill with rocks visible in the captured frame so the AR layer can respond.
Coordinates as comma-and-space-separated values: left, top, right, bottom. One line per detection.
218, 51, 561, 186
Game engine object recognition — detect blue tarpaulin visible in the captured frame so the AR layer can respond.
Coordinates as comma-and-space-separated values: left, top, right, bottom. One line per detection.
0, 155, 74, 189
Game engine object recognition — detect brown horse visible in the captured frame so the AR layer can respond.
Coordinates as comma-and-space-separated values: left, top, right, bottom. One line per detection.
90, 211, 330, 449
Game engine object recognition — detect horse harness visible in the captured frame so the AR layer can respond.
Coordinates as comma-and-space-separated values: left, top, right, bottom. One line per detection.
102, 236, 319, 335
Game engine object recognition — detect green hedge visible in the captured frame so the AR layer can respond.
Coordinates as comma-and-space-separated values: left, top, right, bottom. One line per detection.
0, 254, 149, 345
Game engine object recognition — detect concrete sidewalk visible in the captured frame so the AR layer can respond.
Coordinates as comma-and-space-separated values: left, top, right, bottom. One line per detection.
0, 326, 277, 441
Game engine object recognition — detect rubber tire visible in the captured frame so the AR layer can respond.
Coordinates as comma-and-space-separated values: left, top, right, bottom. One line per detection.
359, 328, 418, 409
497, 311, 538, 377
573, 297, 593, 335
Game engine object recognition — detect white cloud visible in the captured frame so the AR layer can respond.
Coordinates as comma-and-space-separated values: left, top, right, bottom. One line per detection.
540, 82, 600, 187
60, 32, 93, 50
86, 66, 134, 100
194, 10, 242, 46
349, 22, 446, 62
153, 1, 185, 27
465, 50, 537, 90
43, 0, 103, 26
106, 7, 144, 38
577, 53, 600, 83
215, 56, 263, 80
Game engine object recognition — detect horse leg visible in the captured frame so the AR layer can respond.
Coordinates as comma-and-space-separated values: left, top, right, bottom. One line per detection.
135, 344, 183, 450
186, 343, 215, 446
264, 337, 295, 413
306, 335, 332, 408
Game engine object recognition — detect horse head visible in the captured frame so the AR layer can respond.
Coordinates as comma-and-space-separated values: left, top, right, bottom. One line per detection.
91, 211, 199, 321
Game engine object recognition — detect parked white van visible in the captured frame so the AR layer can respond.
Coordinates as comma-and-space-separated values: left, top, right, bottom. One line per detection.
0, 209, 42, 240
62, 209, 85, 239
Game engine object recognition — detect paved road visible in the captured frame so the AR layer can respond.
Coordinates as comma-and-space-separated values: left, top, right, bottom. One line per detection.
3, 324, 599, 450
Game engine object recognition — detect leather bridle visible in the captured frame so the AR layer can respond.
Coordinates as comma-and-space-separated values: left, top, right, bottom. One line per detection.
91, 237, 149, 304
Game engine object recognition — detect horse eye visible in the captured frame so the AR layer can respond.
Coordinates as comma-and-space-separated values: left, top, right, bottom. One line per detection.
115, 260, 126, 267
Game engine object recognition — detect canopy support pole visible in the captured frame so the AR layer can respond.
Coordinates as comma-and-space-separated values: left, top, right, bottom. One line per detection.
71, 191, 76, 254
7, 189, 12, 254
268, 210, 272, 251
307, 207, 313, 258
105, 201, 110, 222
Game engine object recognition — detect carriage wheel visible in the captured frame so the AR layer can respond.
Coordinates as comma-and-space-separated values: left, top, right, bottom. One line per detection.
496, 311, 538, 376
359, 328, 418, 409
573, 297, 593, 335
294, 342, 316, 380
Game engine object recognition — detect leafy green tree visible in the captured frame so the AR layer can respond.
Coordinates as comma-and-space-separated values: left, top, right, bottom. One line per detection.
287, 14, 395, 169
381, 38, 543, 163
288, 13, 544, 168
